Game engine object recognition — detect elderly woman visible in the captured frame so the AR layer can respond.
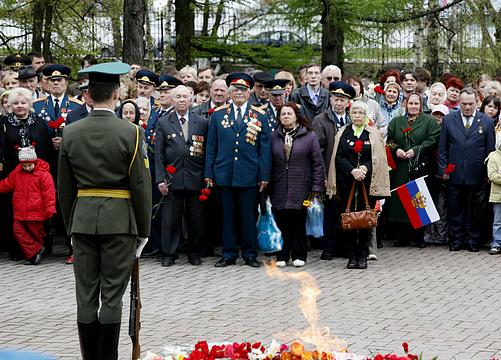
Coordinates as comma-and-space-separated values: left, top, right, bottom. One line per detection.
482, 80, 501, 99
135, 96, 151, 129
269, 102, 325, 268
116, 99, 140, 125
0, 87, 52, 261
379, 81, 404, 126
387, 92, 441, 247
326, 101, 390, 269
427, 82, 447, 113
444, 77, 464, 111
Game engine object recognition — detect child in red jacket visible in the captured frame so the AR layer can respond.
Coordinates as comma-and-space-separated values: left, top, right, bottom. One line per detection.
0, 145, 56, 265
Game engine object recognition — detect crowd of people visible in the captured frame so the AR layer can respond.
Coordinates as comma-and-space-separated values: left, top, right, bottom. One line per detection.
1, 51, 501, 271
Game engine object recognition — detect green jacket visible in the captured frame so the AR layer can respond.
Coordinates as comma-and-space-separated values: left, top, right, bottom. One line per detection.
57, 109, 152, 237
487, 150, 501, 203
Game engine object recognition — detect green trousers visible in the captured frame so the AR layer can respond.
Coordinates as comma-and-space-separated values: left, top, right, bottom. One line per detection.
73, 233, 136, 324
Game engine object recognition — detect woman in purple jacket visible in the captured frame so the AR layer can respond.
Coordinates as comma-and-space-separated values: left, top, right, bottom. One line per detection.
269, 102, 325, 267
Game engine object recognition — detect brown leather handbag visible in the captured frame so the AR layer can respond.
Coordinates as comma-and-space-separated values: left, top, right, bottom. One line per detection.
341, 180, 378, 231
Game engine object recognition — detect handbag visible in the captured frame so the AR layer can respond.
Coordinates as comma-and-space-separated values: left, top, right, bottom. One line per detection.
341, 180, 378, 231
408, 145, 429, 180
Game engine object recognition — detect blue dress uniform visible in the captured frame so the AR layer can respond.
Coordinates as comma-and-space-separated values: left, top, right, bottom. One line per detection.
33, 94, 82, 132
205, 98, 272, 263
262, 79, 290, 132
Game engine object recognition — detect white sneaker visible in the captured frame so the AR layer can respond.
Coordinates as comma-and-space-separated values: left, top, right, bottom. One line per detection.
292, 259, 305, 267
367, 254, 378, 261
276, 261, 287, 267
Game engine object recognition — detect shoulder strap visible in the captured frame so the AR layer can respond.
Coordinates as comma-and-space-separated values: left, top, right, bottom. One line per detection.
128, 125, 140, 176
345, 180, 371, 211
360, 181, 370, 210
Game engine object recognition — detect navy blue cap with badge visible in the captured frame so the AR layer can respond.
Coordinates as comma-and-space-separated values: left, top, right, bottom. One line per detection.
135, 69, 159, 87
264, 79, 289, 95
157, 75, 183, 90
329, 81, 356, 99
4, 53, 31, 70
43, 64, 72, 80
226, 72, 255, 90
79, 61, 131, 84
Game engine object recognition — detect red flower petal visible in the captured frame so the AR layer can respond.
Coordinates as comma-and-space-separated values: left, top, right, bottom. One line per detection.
402, 342, 409, 353
165, 165, 177, 174
199, 195, 208, 201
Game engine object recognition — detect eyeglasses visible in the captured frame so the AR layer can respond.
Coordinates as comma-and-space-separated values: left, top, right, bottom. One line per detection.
326, 76, 340, 81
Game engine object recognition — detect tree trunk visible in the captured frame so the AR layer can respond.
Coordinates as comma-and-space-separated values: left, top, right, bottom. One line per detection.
123, 0, 146, 65
42, 0, 54, 61
424, 13, 440, 80
108, 0, 123, 57
201, 0, 210, 36
321, 0, 344, 71
164, 0, 174, 62
175, 0, 194, 68
210, 0, 224, 38
32, 0, 44, 52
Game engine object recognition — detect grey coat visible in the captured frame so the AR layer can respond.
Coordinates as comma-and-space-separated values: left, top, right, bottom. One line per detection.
269, 125, 325, 210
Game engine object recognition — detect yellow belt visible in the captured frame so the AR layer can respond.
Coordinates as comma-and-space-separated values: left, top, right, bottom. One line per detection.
77, 188, 131, 199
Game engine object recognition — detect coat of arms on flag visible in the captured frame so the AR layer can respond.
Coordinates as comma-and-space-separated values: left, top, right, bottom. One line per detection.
395, 177, 440, 229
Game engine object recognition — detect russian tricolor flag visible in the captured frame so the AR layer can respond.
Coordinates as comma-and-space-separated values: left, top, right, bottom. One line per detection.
395, 177, 440, 229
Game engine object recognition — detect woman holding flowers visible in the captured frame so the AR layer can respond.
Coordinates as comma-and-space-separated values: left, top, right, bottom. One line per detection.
269, 102, 325, 267
326, 101, 390, 269
387, 92, 441, 247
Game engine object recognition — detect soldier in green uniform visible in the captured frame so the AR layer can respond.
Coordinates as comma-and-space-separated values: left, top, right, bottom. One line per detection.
57, 62, 152, 360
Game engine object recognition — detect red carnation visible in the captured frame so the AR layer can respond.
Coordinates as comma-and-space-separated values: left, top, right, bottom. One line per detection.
402, 342, 409, 353
199, 195, 208, 202
141, 122, 147, 129
208, 108, 215, 115
48, 116, 65, 129
165, 165, 177, 174
201, 188, 211, 196
353, 140, 364, 153
402, 127, 412, 134
374, 85, 385, 95
444, 163, 455, 174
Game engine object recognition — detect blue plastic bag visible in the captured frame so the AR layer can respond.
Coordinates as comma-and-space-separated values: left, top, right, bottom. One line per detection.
306, 197, 324, 238
257, 199, 283, 252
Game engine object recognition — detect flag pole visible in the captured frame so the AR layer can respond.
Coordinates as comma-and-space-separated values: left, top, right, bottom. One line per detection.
389, 175, 428, 193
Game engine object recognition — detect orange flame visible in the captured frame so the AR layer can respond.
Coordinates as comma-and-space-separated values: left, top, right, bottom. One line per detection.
265, 263, 347, 354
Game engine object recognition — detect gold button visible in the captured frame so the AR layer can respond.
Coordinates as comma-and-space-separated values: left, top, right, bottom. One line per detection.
234, 156, 238, 160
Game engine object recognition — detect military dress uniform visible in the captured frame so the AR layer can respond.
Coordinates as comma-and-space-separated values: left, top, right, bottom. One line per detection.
205, 79, 272, 264
57, 62, 151, 360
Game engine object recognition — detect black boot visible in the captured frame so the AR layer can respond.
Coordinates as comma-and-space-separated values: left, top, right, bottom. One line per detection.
100, 322, 121, 360
77, 321, 100, 360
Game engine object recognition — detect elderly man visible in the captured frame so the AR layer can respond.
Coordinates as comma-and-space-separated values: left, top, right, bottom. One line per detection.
155, 85, 208, 266
249, 71, 273, 106
439, 87, 495, 252
135, 69, 159, 122
313, 81, 356, 260
192, 78, 228, 119
321, 65, 342, 89
205, 73, 271, 267
17, 65, 41, 99
291, 63, 330, 121
262, 79, 288, 131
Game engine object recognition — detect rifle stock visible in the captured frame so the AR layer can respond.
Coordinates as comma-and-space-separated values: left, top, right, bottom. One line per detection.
129, 257, 141, 360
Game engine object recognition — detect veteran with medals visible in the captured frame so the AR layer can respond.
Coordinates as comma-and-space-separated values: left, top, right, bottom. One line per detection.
263, 79, 289, 131
58, 62, 151, 360
155, 85, 209, 266
205, 73, 272, 267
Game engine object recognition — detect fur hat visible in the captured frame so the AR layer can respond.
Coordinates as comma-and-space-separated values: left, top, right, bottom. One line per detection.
18, 145, 37, 163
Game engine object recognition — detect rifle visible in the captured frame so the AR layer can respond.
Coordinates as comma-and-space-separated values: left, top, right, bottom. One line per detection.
129, 257, 141, 360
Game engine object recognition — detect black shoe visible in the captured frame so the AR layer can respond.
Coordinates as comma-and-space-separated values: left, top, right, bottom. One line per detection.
99, 322, 120, 360
77, 321, 100, 360
215, 257, 236, 267
244, 257, 260, 267
347, 259, 357, 269
449, 245, 461, 251
142, 248, 161, 258
161, 257, 175, 267
320, 251, 334, 260
26, 247, 44, 265
415, 242, 426, 248
188, 256, 202, 266
357, 258, 368, 269
467, 246, 479, 252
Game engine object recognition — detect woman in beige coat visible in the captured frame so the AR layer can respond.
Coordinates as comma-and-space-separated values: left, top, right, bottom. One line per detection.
326, 101, 390, 269
486, 135, 501, 255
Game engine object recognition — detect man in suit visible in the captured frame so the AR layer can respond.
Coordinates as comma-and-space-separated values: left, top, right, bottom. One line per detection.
291, 63, 330, 121
58, 62, 151, 360
155, 85, 209, 266
65, 81, 93, 125
313, 81, 355, 260
192, 78, 228, 120
439, 87, 495, 252
205, 73, 272, 267
16, 65, 42, 100
262, 79, 288, 131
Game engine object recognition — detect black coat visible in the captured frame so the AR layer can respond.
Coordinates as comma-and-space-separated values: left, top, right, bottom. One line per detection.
154, 111, 209, 190
0, 114, 53, 178
192, 101, 211, 119
290, 85, 330, 121
269, 125, 325, 210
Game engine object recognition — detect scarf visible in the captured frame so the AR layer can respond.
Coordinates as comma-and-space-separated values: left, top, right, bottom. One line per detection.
283, 125, 299, 163
7, 112, 37, 147
352, 116, 369, 138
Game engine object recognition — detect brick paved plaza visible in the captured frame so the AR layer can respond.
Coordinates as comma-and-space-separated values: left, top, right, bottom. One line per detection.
0, 243, 500, 360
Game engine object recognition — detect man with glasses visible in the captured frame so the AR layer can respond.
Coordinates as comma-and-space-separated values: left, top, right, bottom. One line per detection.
291, 63, 330, 121
321, 65, 342, 89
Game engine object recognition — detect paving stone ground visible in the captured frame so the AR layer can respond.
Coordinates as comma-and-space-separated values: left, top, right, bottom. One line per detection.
0, 241, 500, 360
